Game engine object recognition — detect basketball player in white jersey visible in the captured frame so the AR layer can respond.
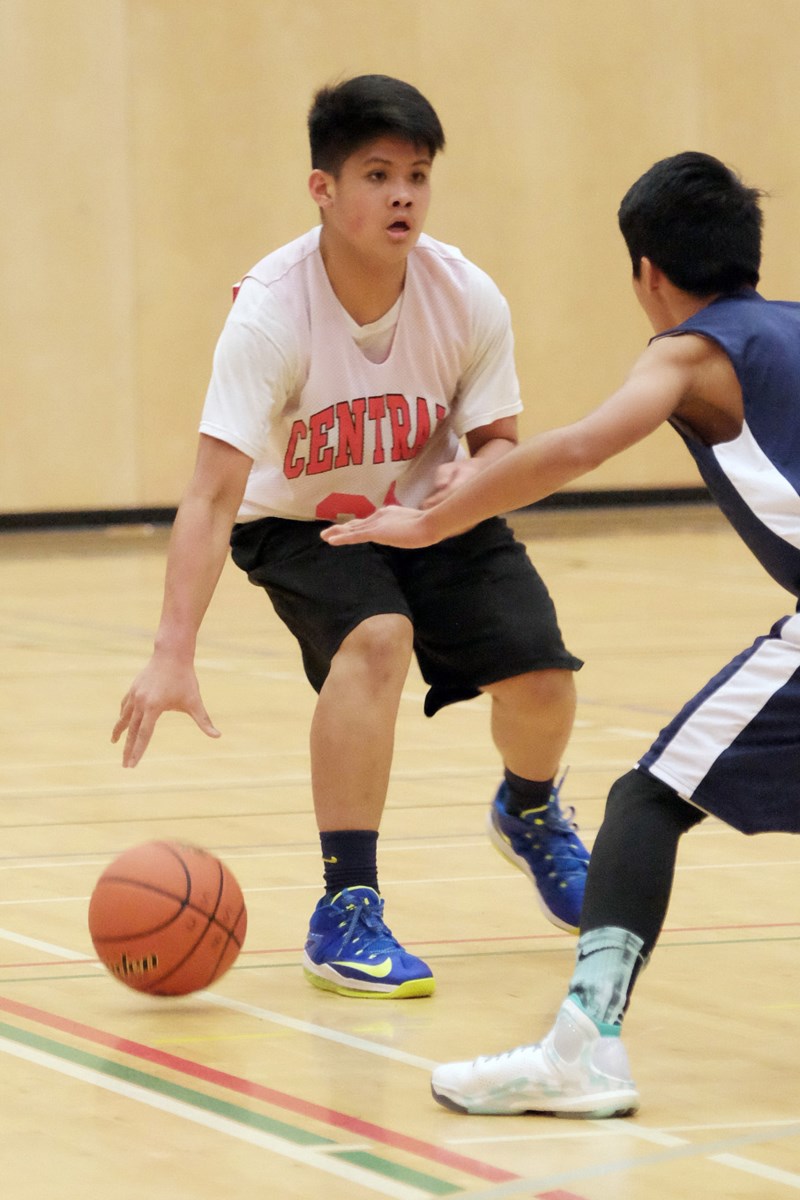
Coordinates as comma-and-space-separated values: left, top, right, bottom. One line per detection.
112, 75, 589, 999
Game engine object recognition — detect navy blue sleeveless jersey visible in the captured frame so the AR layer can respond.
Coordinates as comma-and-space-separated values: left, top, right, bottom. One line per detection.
638, 290, 800, 833
658, 289, 800, 599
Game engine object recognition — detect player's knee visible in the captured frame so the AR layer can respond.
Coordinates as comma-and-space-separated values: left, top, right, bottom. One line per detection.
606, 769, 705, 834
486, 667, 575, 715
335, 613, 413, 684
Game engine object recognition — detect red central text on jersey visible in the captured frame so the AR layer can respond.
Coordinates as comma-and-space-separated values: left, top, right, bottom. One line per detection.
283, 394, 447, 479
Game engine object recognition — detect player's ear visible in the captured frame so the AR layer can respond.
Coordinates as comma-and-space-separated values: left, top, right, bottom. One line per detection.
309, 169, 334, 208
639, 256, 661, 292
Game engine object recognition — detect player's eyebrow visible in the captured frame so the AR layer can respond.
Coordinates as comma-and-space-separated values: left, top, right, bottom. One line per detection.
362, 154, 432, 167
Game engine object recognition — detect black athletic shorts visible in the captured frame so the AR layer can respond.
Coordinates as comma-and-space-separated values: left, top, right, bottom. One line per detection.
230, 515, 582, 716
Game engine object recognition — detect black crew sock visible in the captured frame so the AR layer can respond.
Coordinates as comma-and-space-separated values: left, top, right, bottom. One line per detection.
502, 767, 554, 817
320, 829, 379, 895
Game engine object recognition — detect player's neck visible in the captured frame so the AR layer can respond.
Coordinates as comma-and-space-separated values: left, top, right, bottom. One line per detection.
649, 291, 719, 334
319, 232, 406, 325
637, 260, 720, 334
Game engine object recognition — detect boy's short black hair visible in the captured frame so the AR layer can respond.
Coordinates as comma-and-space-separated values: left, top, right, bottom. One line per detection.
618, 152, 764, 296
308, 74, 445, 175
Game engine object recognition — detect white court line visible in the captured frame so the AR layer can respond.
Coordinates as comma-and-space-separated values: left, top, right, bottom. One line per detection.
1, 926, 800, 1190
675, 859, 800, 873
447, 1105, 800, 1192
449, 1120, 712, 1148
200, 991, 439, 1071
0, 819, 750, 876
666, 1118, 800, 1133
2, 858, 800, 901
0, 925, 439, 1071
710, 1154, 800, 1189
240, 874, 538, 895
446, 1128, 614, 1145
0, 927, 87, 959
0, 873, 529, 907
0, 840, 506, 872
0, 762, 505, 799
0, 1035, 422, 1200
447, 1115, 800, 1147
447, 1122, 800, 1199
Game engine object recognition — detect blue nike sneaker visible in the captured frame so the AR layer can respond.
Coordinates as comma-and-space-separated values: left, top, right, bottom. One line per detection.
303, 886, 435, 998
488, 779, 589, 933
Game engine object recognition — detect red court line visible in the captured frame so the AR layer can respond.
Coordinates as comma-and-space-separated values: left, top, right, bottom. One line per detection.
0, 993, 518, 1185
4, 916, 800, 972
6, 916, 799, 971
0, 997, 596, 1199
539, 1194, 590, 1200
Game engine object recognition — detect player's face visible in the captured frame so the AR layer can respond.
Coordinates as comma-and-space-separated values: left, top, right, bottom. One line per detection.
311, 137, 433, 264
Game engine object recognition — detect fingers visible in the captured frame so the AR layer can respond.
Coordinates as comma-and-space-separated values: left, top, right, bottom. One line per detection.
110, 691, 134, 745
121, 709, 156, 768
110, 691, 155, 767
422, 464, 475, 508
320, 518, 375, 545
319, 507, 431, 548
421, 488, 447, 509
111, 677, 219, 768
191, 702, 221, 740
320, 523, 372, 545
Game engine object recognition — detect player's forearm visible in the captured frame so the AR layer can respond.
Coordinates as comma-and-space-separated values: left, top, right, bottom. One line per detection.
153, 494, 236, 661
424, 428, 597, 539
468, 435, 518, 465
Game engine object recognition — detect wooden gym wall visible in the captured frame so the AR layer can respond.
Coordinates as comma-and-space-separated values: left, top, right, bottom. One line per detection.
2, 0, 799, 514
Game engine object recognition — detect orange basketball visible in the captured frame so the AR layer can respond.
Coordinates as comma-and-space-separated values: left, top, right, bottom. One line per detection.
88, 840, 247, 996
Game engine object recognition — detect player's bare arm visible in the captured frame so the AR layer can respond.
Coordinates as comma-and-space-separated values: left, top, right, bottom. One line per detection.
111, 435, 253, 768
421, 415, 518, 508
321, 336, 704, 550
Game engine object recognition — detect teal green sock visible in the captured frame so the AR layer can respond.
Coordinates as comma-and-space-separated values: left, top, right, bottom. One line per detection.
568, 926, 645, 1031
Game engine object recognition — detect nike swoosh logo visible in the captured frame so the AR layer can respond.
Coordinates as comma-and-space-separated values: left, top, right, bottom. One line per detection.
332, 957, 393, 978
577, 946, 608, 963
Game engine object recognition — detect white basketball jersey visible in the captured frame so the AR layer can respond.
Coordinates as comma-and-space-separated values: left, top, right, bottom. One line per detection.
200, 227, 522, 521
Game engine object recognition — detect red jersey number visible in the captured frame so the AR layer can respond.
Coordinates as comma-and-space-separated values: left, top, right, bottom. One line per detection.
316, 482, 399, 523
315, 492, 376, 522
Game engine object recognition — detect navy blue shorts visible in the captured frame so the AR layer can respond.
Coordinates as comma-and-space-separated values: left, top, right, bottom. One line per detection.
230, 515, 582, 716
639, 612, 800, 833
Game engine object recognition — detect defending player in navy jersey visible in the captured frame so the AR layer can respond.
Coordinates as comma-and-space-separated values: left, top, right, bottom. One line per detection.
111, 75, 589, 1000
324, 151, 800, 1106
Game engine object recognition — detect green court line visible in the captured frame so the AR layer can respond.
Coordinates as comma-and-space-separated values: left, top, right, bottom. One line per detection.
0, 1019, 458, 1194
1, 1017, 326, 1145
335, 1149, 458, 1195
1, 972, 109, 984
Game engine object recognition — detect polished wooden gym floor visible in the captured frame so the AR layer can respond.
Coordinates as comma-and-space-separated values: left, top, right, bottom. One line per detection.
2, 505, 799, 1198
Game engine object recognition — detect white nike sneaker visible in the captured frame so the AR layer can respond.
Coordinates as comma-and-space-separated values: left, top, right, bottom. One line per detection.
431, 996, 639, 1117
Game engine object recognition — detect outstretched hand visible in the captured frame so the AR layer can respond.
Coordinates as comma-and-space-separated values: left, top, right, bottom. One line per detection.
320, 505, 436, 549
111, 657, 220, 768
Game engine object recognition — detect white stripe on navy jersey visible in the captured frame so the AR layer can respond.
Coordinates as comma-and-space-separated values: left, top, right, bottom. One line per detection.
661, 290, 800, 598
714, 421, 800, 551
